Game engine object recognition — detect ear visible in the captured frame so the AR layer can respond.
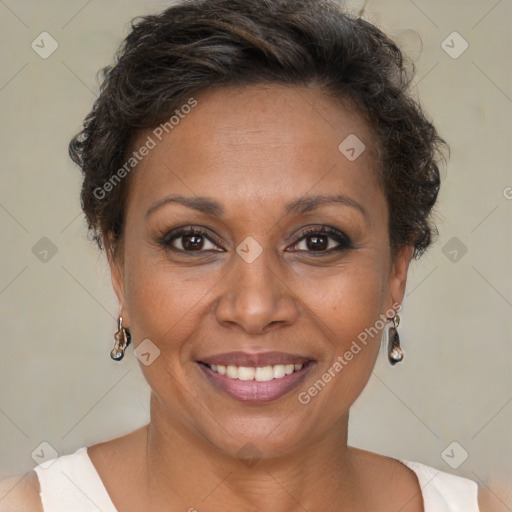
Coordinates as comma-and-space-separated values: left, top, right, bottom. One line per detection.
387, 245, 414, 310
105, 242, 130, 326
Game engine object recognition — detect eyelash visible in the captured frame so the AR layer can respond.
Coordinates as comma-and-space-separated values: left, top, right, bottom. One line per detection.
158, 226, 352, 255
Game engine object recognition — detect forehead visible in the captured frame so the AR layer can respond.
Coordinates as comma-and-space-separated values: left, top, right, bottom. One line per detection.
128, 84, 381, 215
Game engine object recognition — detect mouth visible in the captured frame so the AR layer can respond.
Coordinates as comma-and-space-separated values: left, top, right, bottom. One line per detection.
197, 351, 315, 403
203, 362, 306, 380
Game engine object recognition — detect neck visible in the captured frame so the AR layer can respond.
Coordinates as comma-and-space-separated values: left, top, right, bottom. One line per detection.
142, 392, 367, 511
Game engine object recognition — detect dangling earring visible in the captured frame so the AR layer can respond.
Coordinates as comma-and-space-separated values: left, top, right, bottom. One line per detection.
387, 313, 404, 365
110, 316, 131, 361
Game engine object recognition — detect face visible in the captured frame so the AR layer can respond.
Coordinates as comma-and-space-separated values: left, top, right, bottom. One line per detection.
110, 84, 412, 459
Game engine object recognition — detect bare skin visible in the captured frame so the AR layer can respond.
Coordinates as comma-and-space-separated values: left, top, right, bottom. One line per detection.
104, 83, 419, 511
0, 84, 492, 511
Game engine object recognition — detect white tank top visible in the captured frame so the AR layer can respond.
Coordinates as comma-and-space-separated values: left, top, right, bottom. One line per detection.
33, 446, 480, 511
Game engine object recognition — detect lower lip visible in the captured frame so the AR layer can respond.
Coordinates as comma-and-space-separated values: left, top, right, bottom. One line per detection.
198, 362, 315, 404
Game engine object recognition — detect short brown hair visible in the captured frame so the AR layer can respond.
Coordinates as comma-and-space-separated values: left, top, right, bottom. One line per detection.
69, 0, 447, 260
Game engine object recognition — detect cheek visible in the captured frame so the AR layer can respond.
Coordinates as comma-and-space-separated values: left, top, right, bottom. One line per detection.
123, 258, 209, 351
123, 243, 390, 351
293, 255, 390, 413
122, 258, 215, 412
301, 253, 390, 347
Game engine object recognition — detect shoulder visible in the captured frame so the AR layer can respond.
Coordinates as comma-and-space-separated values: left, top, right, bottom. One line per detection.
348, 447, 424, 511
399, 458, 486, 512
478, 484, 510, 512
349, 446, 488, 512
0, 429, 148, 512
0, 470, 44, 512
87, 424, 148, 475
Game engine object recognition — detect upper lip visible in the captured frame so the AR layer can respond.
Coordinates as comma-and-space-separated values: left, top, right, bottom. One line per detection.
198, 351, 311, 367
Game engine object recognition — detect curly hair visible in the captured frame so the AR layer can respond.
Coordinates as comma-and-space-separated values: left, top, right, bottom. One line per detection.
69, 0, 447, 260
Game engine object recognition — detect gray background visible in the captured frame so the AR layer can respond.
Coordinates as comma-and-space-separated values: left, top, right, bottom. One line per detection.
1, 0, 511, 504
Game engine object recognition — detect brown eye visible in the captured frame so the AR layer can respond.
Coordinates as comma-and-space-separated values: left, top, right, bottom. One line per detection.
290, 227, 352, 253
304, 234, 329, 251
161, 228, 222, 252
179, 233, 207, 251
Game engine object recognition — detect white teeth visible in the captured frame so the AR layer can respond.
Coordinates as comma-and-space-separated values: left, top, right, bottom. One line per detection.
273, 364, 286, 379
226, 365, 238, 378
208, 362, 305, 380
238, 366, 255, 381
255, 366, 274, 382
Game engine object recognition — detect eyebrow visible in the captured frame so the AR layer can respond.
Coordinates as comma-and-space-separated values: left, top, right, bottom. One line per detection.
145, 193, 368, 219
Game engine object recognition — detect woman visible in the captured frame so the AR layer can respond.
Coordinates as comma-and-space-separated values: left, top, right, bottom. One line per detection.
0, 0, 488, 510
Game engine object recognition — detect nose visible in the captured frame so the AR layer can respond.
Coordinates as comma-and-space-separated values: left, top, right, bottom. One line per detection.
213, 245, 299, 335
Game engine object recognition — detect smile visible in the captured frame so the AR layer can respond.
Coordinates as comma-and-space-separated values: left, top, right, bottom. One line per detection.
206, 362, 305, 381
197, 354, 315, 403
